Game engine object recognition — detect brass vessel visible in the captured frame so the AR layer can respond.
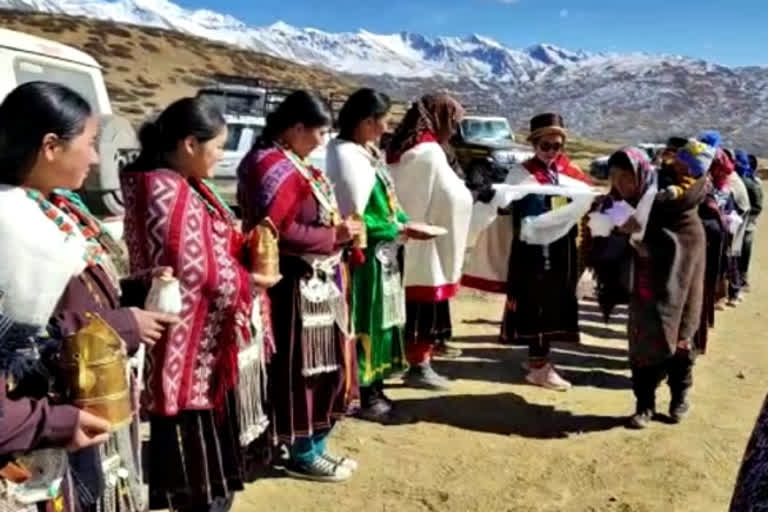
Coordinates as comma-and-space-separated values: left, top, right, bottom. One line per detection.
59, 313, 132, 429
249, 217, 280, 277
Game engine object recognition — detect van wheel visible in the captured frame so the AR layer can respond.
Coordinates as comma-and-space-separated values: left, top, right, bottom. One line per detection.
466, 161, 492, 190
82, 115, 139, 216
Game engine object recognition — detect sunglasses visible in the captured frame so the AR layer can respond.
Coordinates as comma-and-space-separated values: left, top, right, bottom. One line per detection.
538, 141, 563, 152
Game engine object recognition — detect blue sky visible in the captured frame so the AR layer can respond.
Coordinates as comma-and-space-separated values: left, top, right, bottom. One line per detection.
190, 0, 766, 66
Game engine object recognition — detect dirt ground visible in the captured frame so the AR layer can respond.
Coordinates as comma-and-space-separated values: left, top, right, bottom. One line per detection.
235, 222, 768, 512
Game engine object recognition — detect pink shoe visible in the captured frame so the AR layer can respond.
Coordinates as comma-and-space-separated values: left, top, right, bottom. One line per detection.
526, 363, 572, 391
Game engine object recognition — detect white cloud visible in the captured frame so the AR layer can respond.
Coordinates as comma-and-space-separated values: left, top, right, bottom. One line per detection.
559, 8, 569, 18
496, 0, 520, 4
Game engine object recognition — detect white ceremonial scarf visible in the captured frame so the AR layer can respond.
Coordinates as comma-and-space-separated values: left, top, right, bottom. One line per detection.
462, 164, 597, 293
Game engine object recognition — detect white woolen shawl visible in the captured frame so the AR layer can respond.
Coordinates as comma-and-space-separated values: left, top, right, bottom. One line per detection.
0, 186, 87, 327
388, 142, 473, 293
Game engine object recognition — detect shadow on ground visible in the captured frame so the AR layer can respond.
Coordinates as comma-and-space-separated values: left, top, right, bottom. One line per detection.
432, 339, 630, 389
396, 392, 626, 438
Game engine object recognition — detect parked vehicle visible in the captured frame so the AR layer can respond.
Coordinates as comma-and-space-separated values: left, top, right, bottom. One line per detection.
589, 155, 611, 180
0, 28, 139, 217
452, 116, 532, 189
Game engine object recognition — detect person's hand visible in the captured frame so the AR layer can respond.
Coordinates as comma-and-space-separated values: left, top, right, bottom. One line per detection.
66, 410, 110, 452
129, 308, 179, 346
336, 219, 363, 244
618, 216, 642, 235
151, 267, 174, 279
631, 240, 649, 258
251, 273, 282, 290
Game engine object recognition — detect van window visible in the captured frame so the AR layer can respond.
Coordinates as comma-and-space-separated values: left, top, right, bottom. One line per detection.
461, 119, 511, 141
224, 124, 245, 151
14, 59, 101, 113
224, 124, 263, 151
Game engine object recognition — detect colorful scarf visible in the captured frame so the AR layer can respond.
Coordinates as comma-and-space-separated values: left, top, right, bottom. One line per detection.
386, 93, 464, 165
710, 148, 735, 191
735, 150, 754, 178
238, 146, 340, 231
522, 153, 591, 185
615, 146, 656, 196
120, 170, 253, 416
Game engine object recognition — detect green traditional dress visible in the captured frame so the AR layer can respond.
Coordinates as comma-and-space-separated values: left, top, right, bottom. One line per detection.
325, 139, 409, 387
353, 173, 410, 385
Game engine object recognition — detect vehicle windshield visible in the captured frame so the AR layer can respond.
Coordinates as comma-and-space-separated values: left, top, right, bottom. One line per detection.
223, 123, 264, 151
199, 90, 265, 116
461, 119, 512, 141
14, 58, 101, 113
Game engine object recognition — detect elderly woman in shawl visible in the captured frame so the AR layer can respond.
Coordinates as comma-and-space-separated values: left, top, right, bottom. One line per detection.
385, 93, 473, 390
607, 143, 708, 429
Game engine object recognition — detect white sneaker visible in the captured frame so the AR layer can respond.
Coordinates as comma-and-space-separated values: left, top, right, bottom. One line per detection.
322, 453, 359, 472
525, 364, 572, 391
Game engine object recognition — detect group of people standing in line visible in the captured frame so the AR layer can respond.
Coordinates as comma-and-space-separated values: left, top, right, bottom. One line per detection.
0, 79, 765, 512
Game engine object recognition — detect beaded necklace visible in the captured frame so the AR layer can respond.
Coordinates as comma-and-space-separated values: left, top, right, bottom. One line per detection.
279, 146, 341, 227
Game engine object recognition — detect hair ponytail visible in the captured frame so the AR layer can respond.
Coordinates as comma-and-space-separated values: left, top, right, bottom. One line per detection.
127, 97, 225, 173
0, 81, 92, 185
251, 91, 331, 150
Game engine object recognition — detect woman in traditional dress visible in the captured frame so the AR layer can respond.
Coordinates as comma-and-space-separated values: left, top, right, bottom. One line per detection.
499, 114, 590, 391
706, 150, 747, 310
385, 94, 473, 390
237, 91, 362, 482
1, 308, 113, 512
0, 82, 172, 512
608, 143, 709, 429
121, 97, 272, 511
325, 89, 416, 422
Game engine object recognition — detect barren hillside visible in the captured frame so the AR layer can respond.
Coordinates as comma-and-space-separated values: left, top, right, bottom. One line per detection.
0, 10, 355, 123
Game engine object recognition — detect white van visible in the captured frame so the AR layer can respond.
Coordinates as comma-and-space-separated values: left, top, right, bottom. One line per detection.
0, 27, 138, 217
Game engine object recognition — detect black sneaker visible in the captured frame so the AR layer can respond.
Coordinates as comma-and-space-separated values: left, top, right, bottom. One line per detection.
404, 363, 451, 390
356, 398, 392, 423
669, 396, 691, 424
628, 409, 654, 429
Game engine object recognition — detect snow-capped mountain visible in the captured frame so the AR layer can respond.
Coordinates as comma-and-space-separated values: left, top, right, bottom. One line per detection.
2, 0, 767, 153
0, 0, 688, 82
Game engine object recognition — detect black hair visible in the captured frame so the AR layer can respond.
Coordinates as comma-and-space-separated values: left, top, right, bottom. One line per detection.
337, 88, 391, 141
607, 151, 634, 174
0, 81, 92, 186
253, 90, 331, 150
665, 137, 688, 151
129, 96, 225, 172
748, 154, 758, 170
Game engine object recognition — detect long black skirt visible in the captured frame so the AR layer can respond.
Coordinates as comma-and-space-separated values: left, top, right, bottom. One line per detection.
404, 300, 452, 344
148, 393, 244, 511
